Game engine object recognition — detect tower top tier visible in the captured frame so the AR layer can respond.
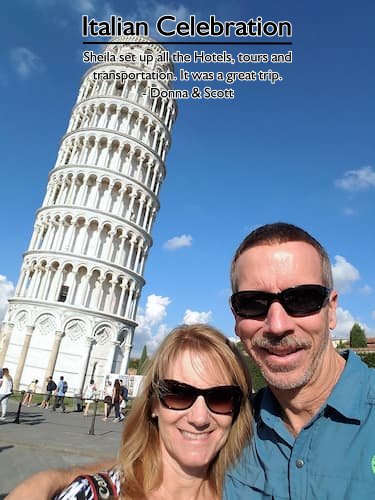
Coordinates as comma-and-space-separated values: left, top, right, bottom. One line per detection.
107, 35, 166, 55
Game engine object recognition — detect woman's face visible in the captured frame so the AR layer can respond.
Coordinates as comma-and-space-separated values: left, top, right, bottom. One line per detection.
153, 350, 234, 477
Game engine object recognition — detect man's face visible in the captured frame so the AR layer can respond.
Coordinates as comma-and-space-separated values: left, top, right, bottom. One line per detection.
232, 241, 337, 390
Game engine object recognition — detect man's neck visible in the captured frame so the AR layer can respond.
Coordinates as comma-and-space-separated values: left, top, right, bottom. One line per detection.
270, 349, 346, 437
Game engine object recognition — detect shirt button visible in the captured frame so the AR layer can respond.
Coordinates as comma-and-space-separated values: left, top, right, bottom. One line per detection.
296, 459, 305, 468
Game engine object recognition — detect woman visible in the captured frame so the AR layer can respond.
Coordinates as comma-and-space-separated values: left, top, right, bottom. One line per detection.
112, 379, 123, 422
83, 379, 97, 416
55, 324, 252, 499
102, 380, 112, 421
0, 368, 13, 420
22, 379, 38, 406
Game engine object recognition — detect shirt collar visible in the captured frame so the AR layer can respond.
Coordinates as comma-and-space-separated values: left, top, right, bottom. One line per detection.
324, 349, 372, 422
255, 386, 295, 444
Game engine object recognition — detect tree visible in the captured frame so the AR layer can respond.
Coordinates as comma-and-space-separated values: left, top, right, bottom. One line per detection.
137, 345, 149, 374
128, 358, 139, 371
349, 323, 367, 348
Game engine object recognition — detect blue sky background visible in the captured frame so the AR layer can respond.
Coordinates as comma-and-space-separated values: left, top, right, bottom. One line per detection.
1, 0, 374, 355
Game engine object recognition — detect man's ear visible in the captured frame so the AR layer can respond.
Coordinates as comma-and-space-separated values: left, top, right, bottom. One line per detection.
328, 290, 338, 330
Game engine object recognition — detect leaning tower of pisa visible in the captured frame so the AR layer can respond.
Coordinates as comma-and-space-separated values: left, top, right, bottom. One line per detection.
0, 35, 177, 393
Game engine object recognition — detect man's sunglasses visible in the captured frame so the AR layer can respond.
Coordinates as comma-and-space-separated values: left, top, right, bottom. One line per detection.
231, 284, 331, 319
154, 379, 243, 415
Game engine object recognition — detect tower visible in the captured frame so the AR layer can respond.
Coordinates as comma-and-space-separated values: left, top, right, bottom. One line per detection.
0, 35, 177, 393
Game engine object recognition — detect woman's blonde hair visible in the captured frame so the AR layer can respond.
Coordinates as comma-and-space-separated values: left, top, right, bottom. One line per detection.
118, 324, 252, 499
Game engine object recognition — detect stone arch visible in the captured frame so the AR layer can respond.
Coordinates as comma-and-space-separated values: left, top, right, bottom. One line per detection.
72, 265, 88, 305
64, 318, 87, 342
12, 310, 30, 332
85, 268, 101, 309
93, 323, 113, 345
71, 216, 87, 255
84, 219, 100, 256
118, 106, 129, 133
34, 313, 57, 336
99, 272, 112, 311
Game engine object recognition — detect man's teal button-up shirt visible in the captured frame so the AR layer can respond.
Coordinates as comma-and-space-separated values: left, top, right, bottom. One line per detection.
224, 351, 375, 499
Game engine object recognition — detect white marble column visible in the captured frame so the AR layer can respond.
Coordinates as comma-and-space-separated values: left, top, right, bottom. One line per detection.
44, 331, 65, 381
78, 337, 94, 395
13, 325, 35, 390
0, 322, 15, 367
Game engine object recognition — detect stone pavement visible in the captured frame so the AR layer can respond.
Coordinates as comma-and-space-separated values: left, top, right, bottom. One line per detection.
0, 398, 123, 498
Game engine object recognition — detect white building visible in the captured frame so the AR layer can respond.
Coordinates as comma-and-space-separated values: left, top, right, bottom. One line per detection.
0, 35, 177, 394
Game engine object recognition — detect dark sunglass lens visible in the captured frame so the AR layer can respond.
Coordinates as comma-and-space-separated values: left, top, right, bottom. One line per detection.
160, 382, 195, 410
284, 286, 327, 315
206, 387, 239, 414
233, 292, 269, 317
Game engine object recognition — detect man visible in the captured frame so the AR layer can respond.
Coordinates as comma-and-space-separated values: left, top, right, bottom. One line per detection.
40, 376, 57, 409
52, 376, 67, 413
224, 222, 375, 498
7, 223, 375, 499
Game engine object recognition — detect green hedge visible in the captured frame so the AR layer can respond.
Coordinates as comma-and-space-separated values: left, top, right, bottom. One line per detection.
357, 351, 375, 368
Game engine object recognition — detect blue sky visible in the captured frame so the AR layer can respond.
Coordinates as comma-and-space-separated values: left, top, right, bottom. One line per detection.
1, 0, 374, 355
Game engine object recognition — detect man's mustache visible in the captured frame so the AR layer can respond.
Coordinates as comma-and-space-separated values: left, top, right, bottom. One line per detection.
251, 335, 312, 350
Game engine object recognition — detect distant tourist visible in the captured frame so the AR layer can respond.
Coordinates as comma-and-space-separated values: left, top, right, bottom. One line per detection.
112, 379, 123, 422
40, 377, 57, 409
22, 379, 39, 407
0, 368, 13, 420
102, 380, 112, 421
52, 376, 68, 412
83, 379, 97, 416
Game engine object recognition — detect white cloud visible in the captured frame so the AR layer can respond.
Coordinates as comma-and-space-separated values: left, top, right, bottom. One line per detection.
359, 285, 373, 295
331, 255, 360, 293
163, 234, 192, 250
183, 309, 212, 324
133, 294, 171, 355
335, 166, 375, 191
132, 322, 170, 357
10, 48, 45, 79
0, 275, 14, 321
138, 294, 171, 326
334, 307, 355, 338
334, 306, 375, 339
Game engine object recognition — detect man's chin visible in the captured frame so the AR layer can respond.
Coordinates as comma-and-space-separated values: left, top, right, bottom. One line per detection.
260, 366, 312, 390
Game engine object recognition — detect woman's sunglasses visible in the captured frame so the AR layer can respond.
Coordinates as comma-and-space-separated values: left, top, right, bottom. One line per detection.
231, 284, 331, 319
154, 379, 243, 415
